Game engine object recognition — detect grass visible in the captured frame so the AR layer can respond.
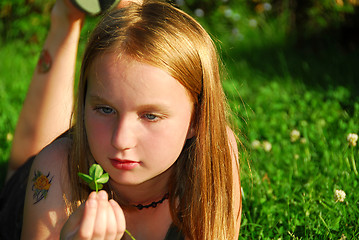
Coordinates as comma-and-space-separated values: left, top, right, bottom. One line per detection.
222, 28, 359, 238
1, 6, 359, 239
0, 41, 42, 183
233, 79, 359, 238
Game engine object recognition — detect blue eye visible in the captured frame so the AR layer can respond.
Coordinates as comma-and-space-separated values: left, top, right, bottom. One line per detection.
95, 106, 115, 115
143, 113, 158, 121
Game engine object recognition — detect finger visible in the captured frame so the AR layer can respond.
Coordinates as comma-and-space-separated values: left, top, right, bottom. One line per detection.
77, 192, 98, 239
109, 199, 126, 240
92, 191, 109, 239
104, 200, 117, 240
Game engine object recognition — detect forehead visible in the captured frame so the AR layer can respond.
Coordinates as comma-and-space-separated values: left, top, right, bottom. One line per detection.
86, 53, 193, 106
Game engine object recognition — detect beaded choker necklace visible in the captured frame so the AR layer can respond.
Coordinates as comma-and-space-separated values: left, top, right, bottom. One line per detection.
133, 193, 169, 210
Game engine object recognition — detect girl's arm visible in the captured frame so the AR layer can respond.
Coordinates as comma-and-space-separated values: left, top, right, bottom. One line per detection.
21, 137, 72, 239
7, 0, 85, 180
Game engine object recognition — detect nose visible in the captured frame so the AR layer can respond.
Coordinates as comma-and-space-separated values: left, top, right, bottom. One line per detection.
111, 117, 137, 150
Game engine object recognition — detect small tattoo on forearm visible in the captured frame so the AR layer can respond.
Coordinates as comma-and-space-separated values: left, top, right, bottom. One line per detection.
37, 49, 52, 73
32, 170, 53, 204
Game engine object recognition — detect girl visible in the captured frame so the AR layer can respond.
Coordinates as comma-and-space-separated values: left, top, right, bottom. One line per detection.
21, 1, 241, 239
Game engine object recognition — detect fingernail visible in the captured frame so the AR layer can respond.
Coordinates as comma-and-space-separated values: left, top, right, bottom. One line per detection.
98, 190, 107, 200
89, 191, 97, 199
87, 198, 97, 207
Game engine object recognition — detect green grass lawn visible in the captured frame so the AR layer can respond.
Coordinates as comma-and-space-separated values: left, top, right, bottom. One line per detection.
0, 41, 42, 182
222, 37, 359, 238
223, 41, 359, 238
1, 7, 359, 239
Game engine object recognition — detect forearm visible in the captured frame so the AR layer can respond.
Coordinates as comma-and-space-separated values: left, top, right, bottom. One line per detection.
9, 14, 83, 173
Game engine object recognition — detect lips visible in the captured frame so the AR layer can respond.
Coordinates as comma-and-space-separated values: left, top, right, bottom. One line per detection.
109, 158, 140, 170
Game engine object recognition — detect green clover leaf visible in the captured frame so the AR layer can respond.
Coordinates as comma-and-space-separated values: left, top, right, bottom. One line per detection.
78, 164, 109, 193
77, 172, 93, 184
91, 164, 104, 180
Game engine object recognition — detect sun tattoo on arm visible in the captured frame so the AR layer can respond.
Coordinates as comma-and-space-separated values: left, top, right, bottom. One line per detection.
31, 170, 54, 204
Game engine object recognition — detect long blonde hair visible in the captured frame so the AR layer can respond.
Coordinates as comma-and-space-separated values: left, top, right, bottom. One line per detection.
69, 1, 238, 239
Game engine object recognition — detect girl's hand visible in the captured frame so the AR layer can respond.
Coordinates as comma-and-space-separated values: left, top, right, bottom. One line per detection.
60, 191, 126, 240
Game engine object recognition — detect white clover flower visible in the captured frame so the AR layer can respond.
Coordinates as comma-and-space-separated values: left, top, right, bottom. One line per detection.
6, 132, 13, 142
224, 8, 232, 18
248, 19, 258, 28
347, 133, 358, 147
262, 141, 272, 152
290, 129, 301, 142
263, 3, 272, 11
232, 13, 241, 21
251, 140, 261, 150
194, 8, 204, 17
334, 189, 346, 202
300, 138, 307, 144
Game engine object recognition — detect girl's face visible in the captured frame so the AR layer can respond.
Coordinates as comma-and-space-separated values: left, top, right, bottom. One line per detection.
84, 53, 194, 187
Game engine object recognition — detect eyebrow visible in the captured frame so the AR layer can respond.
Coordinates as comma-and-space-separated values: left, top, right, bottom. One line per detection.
87, 94, 103, 101
136, 104, 172, 114
86, 94, 111, 105
86, 94, 173, 114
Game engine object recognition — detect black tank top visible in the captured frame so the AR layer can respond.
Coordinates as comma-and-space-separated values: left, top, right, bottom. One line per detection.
164, 224, 185, 240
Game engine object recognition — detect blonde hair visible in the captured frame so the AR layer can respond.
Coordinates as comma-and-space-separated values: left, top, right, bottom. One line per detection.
68, 1, 238, 239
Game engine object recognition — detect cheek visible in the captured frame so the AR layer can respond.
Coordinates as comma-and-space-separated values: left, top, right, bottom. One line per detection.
85, 112, 111, 152
144, 135, 185, 167
144, 115, 192, 162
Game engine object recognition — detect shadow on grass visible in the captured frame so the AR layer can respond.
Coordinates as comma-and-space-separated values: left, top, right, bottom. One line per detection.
222, 29, 359, 117
224, 28, 358, 89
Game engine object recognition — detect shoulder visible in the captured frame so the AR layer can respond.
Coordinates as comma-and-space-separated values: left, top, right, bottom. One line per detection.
22, 137, 72, 240
226, 126, 239, 161
226, 126, 242, 237
31, 136, 71, 172
29, 137, 71, 194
